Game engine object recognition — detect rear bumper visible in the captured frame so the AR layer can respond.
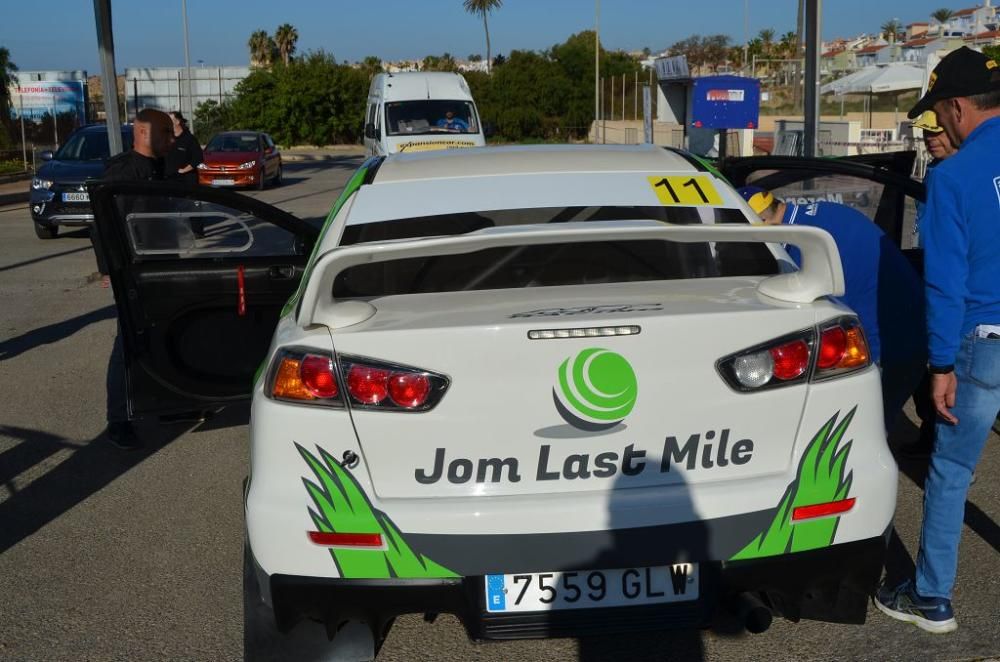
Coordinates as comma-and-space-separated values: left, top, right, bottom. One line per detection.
256, 533, 887, 641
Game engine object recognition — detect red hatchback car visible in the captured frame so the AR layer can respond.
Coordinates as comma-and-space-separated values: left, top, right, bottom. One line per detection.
198, 131, 282, 189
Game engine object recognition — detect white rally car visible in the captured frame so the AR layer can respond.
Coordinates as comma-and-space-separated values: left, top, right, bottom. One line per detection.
92, 145, 923, 659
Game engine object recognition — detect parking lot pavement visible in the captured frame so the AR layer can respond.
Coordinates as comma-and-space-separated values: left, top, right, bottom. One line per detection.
0, 154, 997, 661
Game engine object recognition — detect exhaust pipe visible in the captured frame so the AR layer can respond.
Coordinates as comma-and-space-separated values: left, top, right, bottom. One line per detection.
732, 592, 773, 634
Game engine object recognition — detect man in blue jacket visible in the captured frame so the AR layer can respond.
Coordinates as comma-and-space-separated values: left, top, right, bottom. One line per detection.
876, 46, 1000, 634
738, 186, 926, 431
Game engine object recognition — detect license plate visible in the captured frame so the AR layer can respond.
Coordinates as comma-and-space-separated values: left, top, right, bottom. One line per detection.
62, 192, 89, 202
484, 564, 698, 613
213, 179, 235, 186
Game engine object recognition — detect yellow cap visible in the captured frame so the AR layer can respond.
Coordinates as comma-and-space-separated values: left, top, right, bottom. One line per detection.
745, 190, 775, 215
912, 110, 943, 133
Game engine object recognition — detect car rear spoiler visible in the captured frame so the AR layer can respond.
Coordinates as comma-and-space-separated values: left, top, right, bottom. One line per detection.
297, 220, 844, 329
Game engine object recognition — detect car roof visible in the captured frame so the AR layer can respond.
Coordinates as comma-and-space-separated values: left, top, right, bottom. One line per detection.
77, 123, 132, 133
371, 144, 699, 184
375, 72, 473, 103
214, 131, 262, 138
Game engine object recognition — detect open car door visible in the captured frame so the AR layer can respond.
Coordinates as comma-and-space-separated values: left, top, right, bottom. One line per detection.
720, 151, 925, 250
89, 181, 319, 419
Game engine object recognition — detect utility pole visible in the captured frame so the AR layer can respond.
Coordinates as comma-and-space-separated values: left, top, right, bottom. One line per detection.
743, 0, 750, 73
803, 0, 821, 156
93, 0, 123, 156
182, 0, 194, 132
595, 0, 600, 143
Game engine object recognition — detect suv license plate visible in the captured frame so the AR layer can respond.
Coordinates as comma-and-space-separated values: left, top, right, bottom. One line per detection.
484, 564, 698, 613
62, 192, 89, 202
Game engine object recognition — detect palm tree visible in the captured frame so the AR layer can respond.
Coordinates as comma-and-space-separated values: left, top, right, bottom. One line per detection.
0, 47, 17, 118
758, 29, 776, 58
362, 55, 383, 79
881, 19, 902, 43
248, 30, 273, 68
931, 8, 954, 25
463, 0, 503, 74
274, 23, 299, 66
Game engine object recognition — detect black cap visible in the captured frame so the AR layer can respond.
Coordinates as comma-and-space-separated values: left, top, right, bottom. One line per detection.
909, 46, 1000, 119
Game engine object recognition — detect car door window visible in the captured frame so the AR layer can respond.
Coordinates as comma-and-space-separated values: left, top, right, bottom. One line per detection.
722, 154, 924, 250
112, 194, 306, 260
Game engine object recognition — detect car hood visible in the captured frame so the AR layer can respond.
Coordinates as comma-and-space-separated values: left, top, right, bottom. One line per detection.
36, 159, 107, 185
203, 151, 260, 165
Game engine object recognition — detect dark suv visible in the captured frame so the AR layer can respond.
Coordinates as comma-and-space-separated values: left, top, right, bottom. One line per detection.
30, 124, 133, 239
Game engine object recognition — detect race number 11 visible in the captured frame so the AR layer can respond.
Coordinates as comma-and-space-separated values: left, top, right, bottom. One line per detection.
648, 175, 724, 207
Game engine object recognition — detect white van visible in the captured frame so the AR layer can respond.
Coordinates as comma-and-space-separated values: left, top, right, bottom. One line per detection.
364, 72, 487, 156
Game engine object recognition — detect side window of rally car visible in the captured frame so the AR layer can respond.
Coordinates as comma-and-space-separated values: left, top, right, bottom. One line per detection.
112, 195, 304, 260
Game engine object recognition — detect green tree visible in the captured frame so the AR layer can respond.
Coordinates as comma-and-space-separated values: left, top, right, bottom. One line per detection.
463, 0, 503, 74
422, 53, 458, 72
274, 24, 299, 66
248, 30, 275, 68
0, 46, 17, 118
982, 44, 1000, 62
881, 19, 902, 43
193, 99, 232, 144
931, 8, 954, 25
758, 29, 776, 58
362, 56, 383, 79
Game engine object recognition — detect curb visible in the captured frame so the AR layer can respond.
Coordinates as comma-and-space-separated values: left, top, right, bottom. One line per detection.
0, 191, 29, 207
282, 152, 365, 163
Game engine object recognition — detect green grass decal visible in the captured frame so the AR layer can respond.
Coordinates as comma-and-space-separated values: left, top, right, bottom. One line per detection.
731, 408, 856, 560
297, 444, 458, 579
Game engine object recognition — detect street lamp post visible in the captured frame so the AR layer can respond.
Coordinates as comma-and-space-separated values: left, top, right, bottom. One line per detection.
595, 0, 600, 143
182, 0, 194, 131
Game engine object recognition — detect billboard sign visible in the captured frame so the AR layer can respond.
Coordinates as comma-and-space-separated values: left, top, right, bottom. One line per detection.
9, 80, 87, 124
690, 76, 760, 130
654, 55, 691, 81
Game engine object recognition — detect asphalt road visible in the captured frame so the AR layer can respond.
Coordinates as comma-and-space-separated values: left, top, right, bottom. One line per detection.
1, 153, 998, 662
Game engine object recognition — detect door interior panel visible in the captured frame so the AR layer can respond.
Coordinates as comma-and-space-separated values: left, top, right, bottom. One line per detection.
89, 181, 318, 418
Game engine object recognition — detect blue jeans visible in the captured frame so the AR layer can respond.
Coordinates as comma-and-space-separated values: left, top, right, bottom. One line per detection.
916, 332, 1000, 598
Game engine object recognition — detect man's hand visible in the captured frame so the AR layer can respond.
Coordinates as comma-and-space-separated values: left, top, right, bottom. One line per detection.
932, 372, 959, 424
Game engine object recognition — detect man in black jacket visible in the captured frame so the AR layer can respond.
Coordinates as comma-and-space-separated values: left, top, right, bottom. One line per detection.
98, 108, 174, 449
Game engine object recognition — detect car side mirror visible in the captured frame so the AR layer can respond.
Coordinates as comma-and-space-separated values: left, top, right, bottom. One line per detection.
483, 122, 496, 139
39, 150, 54, 161
264, 146, 274, 155
365, 123, 380, 140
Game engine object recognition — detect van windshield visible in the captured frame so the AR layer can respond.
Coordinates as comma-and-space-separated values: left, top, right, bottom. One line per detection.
385, 100, 478, 136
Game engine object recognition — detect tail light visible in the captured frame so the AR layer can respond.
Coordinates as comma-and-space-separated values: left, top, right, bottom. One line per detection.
717, 316, 871, 393
268, 349, 448, 411
340, 356, 447, 411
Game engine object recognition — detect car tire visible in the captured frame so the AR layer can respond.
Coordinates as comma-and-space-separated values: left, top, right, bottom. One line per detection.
257, 167, 266, 190
272, 165, 282, 187
34, 222, 57, 239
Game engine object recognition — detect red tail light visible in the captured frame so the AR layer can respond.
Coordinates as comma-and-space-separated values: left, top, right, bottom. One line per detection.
718, 316, 871, 393
388, 373, 431, 408
770, 340, 810, 380
347, 365, 390, 404
269, 350, 449, 411
300, 354, 338, 398
817, 327, 847, 369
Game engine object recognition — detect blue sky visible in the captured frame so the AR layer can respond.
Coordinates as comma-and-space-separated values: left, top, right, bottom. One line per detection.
2, 0, 973, 72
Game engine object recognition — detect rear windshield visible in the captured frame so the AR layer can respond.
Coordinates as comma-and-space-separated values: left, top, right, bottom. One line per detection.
206, 134, 260, 152
333, 206, 779, 298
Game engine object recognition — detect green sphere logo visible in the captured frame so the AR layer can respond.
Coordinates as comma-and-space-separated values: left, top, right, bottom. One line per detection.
555, 348, 637, 429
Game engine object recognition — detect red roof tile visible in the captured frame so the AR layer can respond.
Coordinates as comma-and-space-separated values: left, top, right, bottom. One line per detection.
953, 7, 978, 16
855, 44, 888, 54
965, 29, 1000, 40
902, 37, 937, 47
